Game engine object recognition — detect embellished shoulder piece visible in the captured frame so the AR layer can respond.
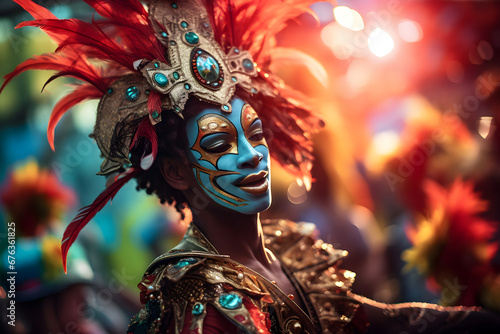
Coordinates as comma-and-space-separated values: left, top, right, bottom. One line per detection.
128, 223, 316, 334
261, 219, 368, 334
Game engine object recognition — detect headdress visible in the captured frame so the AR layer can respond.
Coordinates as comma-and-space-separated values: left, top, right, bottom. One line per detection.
2, 0, 327, 271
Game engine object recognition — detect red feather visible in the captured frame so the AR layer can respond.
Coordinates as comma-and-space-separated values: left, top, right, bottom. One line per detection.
61, 168, 140, 273
48, 84, 103, 151
130, 116, 158, 171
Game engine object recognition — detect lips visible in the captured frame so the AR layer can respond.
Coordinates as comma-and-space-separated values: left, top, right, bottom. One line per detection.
235, 170, 269, 195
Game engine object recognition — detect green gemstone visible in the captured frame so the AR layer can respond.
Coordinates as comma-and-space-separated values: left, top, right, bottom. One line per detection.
174, 258, 198, 269
152, 111, 159, 118
196, 53, 219, 82
219, 293, 242, 310
185, 32, 199, 44
172, 3, 178, 8
154, 73, 168, 87
173, 72, 180, 80
242, 58, 254, 71
192, 302, 204, 316
181, 21, 188, 28
154, 62, 159, 68
107, 88, 113, 94
125, 86, 139, 101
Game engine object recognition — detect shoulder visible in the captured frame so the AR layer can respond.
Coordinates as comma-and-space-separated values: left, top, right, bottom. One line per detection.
128, 254, 271, 334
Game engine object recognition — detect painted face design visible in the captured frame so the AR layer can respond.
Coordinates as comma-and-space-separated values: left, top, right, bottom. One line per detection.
186, 98, 271, 214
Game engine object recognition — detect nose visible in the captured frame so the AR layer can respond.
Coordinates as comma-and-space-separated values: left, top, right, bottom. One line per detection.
237, 145, 263, 169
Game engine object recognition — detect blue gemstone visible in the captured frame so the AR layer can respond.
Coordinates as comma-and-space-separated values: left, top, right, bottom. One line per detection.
154, 62, 159, 68
219, 293, 242, 310
107, 88, 113, 94
154, 73, 168, 87
222, 105, 229, 111
181, 21, 188, 28
242, 58, 254, 71
172, 3, 178, 8
174, 257, 198, 269
184, 84, 190, 90
196, 54, 220, 82
173, 72, 180, 80
161, 31, 168, 38
125, 86, 139, 101
192, 302, 204, 316
231, 77, 237, 82
152, 110, 159, 118
185, 32, 199, 44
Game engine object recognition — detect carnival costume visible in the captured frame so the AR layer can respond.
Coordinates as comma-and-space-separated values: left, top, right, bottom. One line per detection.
3, 0, 500, 333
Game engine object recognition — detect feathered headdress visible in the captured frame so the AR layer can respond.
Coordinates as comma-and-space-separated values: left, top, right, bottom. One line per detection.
1, 0, 327, 272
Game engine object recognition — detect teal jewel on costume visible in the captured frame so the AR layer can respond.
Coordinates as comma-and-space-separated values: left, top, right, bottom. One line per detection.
219, 293, 242, 310
222, 105, 229, 111
174, 257, 198, 269
192, 302, 204, 316
154, 73, 168, 87
126, 86, 139, 101
184, 84, 191, 90
196, 54, 219, 82
172, 3, 178, 9
161, 31, 168, 38
181, 21, 188, 28
107, 88, 113, 94
242, 58, 254, 71
185, 32, 199, 44
173, 72, 180, 80
152, 111, 159, 119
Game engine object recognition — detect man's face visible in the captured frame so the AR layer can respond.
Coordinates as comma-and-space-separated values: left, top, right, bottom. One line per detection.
185, 97, 271, 214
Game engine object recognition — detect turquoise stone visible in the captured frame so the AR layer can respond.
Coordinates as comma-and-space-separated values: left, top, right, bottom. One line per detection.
154, 62, 159, 68
242, 58, 254, 71
196, 54, 219, 82
185, 32, 199, 44
107, 88, 113, 94
222, 105, 229, 111
219, 293, 242, 310
125, 86, 139, 101
172, 3, 178, 8
192, 302, 204, 316
161, 31, 168, 38
181, 21, 188, 28
173, 72, 180, 80
231, 76, 237, 82
154, 73, 168, 87
152, 110, 159, 118
174, 257, 198, 269
184, 83, 191, 90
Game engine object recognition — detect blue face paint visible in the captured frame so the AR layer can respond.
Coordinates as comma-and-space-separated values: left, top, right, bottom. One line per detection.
186, 98, 271, 214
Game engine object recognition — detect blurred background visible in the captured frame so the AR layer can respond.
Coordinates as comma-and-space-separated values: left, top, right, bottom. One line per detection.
1, 0, 500, 333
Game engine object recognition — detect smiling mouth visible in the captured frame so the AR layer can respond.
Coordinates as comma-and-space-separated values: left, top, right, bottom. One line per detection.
235, 171, 269, 195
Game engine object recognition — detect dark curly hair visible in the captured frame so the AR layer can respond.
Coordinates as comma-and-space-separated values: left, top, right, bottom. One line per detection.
128, 96, 214, 219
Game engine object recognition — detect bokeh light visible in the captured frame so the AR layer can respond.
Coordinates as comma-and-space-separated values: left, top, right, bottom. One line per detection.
368, 28, 394, 57
333, 6, 365, 32
398, 20, 423, 43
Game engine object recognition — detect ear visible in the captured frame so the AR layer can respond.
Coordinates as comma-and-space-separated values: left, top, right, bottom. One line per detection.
160, 158, 190, 190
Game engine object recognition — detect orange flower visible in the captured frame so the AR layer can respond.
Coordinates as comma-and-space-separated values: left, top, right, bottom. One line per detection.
402, 179, 498, 306
0, 160, 76, 237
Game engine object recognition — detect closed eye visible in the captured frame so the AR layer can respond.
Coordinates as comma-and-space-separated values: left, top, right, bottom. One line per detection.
200, 132, 234, 153
247, 119, 264, 142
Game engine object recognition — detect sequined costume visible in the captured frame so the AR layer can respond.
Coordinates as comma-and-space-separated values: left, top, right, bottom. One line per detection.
128, 220, 500, 334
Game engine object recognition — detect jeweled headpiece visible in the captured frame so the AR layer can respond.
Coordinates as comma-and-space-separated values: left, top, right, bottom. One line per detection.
2, 0, 326, 271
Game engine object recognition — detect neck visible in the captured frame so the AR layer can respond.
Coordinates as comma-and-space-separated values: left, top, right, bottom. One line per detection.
191, 207, 271, 267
